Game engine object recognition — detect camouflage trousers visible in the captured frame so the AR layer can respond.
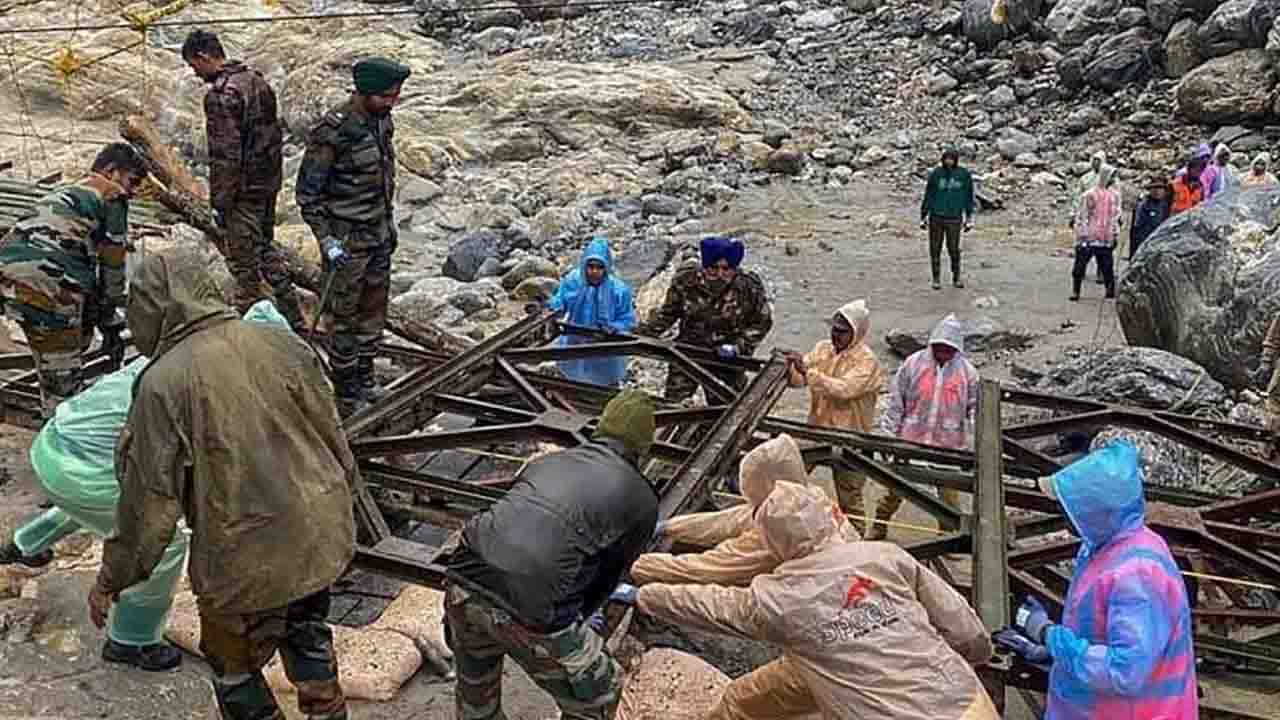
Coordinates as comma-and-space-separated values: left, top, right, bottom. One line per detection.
199, 589, 346, 720
0, 266, 97, 418
664, 364, 746, 404
326, 232, 391, 407
223, 195, 303, 328
444, 584, 621, 720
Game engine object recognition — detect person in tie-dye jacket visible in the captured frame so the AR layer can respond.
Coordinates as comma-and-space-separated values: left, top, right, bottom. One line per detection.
997, 441, 1198, 720
876, 313, 979, 533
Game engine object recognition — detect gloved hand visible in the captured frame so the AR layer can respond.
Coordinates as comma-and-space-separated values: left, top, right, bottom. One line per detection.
610, 583, 637, 606
588, 611, 608, 634
1014, 595, 1054, 644
653, 519, 666, 539
212, 208, 227, 231
963, 218, 974, 233
716, 344, 738, 359
919, 218, 929, 230
321, 236, 350, 267
993, 628, 1051, 668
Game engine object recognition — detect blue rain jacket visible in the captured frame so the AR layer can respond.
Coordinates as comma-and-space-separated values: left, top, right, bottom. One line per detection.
546, 237, 636, 386
1043, 442, 1198, 720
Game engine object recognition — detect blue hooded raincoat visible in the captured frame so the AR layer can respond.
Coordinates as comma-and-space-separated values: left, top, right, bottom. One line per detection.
1042, 442, 1198, 720
546, 237, 637, 386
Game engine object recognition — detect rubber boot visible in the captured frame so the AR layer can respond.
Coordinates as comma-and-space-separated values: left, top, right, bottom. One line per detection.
1069, 276, 1083, 301
102, 638, 183, 672
334, 367, 366, 419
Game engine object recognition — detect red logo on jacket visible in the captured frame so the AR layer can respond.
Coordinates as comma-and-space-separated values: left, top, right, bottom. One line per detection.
843, 575, 875, 609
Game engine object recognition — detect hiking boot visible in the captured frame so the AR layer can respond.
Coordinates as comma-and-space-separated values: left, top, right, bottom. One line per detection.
952, 278, 965, 289
931, 280, 941, 290
0, 538, 52, 569
1069, 294, 1080, 302
102, 639, 183, 672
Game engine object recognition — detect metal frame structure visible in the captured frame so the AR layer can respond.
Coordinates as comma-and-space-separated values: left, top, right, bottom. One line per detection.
2, 313, 1278, 717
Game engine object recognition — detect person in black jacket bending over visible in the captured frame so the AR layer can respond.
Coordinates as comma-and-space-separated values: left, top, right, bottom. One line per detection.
444, 389, 659, 720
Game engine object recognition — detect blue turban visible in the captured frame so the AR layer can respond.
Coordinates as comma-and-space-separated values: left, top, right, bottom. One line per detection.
700, 236, 745, 269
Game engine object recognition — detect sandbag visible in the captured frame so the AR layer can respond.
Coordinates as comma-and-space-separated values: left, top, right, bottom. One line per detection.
616, 648, 732, 720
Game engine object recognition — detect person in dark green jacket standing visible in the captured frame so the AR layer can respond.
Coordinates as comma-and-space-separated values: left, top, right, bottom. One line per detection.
919, 149, 975, 290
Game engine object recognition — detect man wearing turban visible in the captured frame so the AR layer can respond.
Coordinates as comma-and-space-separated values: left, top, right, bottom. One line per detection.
637, 236, 773, 401
296, 56, 411, 416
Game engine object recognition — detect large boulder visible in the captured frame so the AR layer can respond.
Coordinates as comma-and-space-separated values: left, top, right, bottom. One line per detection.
1148, 0, 1229, 33
1196, 0, 1279, 60
1047, 0, 1124, 47
1165, 19, 1205, 77
1036, 346, 1230, 413
442, 230, 504, 282
963, 0, 1044, 50
1117, 185, 1280, 389
1084, 28, 1163, 91
1175, 49, 1277, 123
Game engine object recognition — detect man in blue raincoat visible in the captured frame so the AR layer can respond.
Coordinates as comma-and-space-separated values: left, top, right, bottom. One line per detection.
545, 236, 637, 387
995, 442, 1198, 720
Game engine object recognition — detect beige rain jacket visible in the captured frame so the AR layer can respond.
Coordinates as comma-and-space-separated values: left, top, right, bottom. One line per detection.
637, 484, 996, 720
99, 252, 357, 613
631, 435, 856, 586
788, 300, 886, 432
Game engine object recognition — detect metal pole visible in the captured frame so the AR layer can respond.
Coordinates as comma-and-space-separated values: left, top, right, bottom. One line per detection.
973, 377, 1010, 713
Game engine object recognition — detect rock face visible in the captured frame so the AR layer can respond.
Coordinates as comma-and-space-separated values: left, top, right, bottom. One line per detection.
963, 0, 1044, 50
1148, 0, 1227, 33
1197, 0, 1279, 60
1165, 19, 1204, 77
443, 231, 504, 282
1047, 0, 1124, 47
1117, 186, 1280, 389
884, 317, 1038, 358
1175, 49, 1277, 123
1035, 346, 1229, 413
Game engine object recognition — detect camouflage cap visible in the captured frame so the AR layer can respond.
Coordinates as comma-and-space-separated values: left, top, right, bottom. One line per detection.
594, 389, 655, 458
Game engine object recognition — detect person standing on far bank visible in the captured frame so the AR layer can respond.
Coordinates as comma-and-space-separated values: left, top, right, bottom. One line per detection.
920, 149, 975, 290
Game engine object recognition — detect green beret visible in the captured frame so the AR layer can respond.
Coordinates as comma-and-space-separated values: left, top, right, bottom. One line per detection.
594, 390, 655, 458
353, 57, 411, 95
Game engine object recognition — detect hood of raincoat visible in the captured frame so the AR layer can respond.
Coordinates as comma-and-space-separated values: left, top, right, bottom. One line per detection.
1089, 150, 1106, 167
580, 235, 613, 280
1096, 164, 1115, 188
1253, 153, 1271, 171
1193, 143, 1213, 161
928, 313, 965, 353
1045, 441, 1145, 551
835, 299, 870, 346
757, 482, 841, 562
127, 251, 237, 357
739, 434, 806, 508
1214, 143, 1232, 162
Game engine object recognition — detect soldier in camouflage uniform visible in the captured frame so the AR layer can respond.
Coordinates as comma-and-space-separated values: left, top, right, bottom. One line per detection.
0, 143, 145, 417
637, 236, 773, 402
297, 56, 409, 416
182, 30, 303, 328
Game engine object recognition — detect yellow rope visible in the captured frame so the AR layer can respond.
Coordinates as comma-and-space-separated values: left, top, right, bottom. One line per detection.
863, 517, 949, 536
1182, 571, 1280, 593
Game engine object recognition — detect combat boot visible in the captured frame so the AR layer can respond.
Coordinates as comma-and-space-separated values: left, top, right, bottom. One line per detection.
333, 367, 367, 419
358, 356, 385, 402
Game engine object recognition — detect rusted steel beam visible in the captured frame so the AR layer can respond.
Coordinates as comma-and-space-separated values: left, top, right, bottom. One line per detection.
1203, 488, 1280, 522
900, 532, 971, 560
1009, 539, 1081, 568
1003, 409, 1114, 440
351, 422, 549, 458
838, 449, 964, 529
655, 356, 790, 522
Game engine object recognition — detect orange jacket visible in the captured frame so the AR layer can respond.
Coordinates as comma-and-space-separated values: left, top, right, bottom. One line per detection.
1170, 178, 1203, 214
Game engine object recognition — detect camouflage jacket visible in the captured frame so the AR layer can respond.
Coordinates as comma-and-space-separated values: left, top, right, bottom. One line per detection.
638, 264, 773, 355
0, 177, 129, 309
204, 61, 284, 211
296, 98, 396, 248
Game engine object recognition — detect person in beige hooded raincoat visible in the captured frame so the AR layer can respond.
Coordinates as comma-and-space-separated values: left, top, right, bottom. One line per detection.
625, 482, 997, 720
93, 250, 357, 720
785, 299, 886, 534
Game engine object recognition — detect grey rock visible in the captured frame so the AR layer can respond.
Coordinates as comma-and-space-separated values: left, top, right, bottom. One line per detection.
1164, 19, 1203, 77
846, 0, 880, 12
966, 120, 995, 139
763, 121, 792, 148
1065, 106, 1107, 134
1117, 186, 1280, 389
1038, 346, 1228, 413
470, 7, 524, 30
1197, 0, 1279, 60
995, 127, 1040, 160
1085, 28, 1162, 90
530, 205, 587, 248
811, 146, 853, 166
1047, 0, 1123, 47
511, 276, 560, 302
984, 85, 1017, 109
1057, 52, 1088, 92
1014, 153, 1048, 168
501, 256, 561, 291
1031, 171, 1067, 185
924, 7, 964, 35
1090, 429, 1199, 489
1176, 49, 1277, 123
642, 193, 687, 217
473, 26, 519, 54
476, 256, 504, 278
1117, 7, 1148, 28
443, 230, 504, 283
795, 8, 841, 30
928, 72, 960, 95
884, 317, 1038, 358
964, 0, 1044, 50
1269, 15, 1280, 62
1148, 0, 1221, 33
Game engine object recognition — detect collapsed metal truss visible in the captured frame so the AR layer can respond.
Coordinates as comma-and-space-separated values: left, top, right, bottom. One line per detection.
2, 313, 1278, 717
